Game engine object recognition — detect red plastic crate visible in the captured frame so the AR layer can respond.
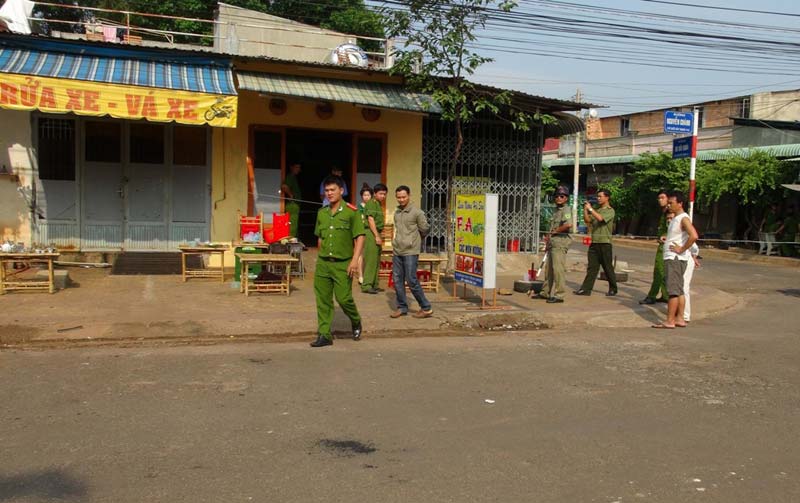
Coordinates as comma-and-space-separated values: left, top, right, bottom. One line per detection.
264, 213, 290, 243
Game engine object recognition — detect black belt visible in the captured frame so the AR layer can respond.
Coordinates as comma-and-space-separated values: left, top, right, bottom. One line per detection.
319, 256, 349, 262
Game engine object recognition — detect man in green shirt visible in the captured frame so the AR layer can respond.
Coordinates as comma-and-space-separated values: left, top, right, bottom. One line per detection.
310, 176, 366, 347
362, 183, 387, 294
281, 163, 302, 238
640, 190, 669, 304
575, 189, 618, 296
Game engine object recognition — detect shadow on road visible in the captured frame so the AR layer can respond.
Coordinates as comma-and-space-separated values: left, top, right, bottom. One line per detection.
777, 288, 800, 298
0, 469, 88, 501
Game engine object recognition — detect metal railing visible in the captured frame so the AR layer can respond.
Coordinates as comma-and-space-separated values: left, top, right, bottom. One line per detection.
30, 2, 394, 67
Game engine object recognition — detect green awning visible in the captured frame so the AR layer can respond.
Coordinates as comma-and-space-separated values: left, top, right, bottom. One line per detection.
544, 155, 637, 167
236, 71, 439, 113
544, 143, 800, 167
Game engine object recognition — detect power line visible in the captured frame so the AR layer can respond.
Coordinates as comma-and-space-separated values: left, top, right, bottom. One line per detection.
634, 0, 800, 18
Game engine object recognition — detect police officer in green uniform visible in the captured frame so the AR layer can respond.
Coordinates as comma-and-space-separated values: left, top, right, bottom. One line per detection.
640, 190, 669, 304
361, 183, 387, 294
575, 188, 618, 296
310, 175, 366, 347
282, 163, 302, 238
540, 185, 573, 303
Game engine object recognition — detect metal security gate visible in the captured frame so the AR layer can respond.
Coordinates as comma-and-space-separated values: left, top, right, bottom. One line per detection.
421, 117, 545, 253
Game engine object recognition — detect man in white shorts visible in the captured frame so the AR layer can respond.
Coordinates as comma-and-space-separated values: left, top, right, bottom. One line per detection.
653, 192, 698, 329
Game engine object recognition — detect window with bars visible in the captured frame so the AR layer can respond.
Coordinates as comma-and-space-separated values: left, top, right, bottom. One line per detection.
619, 117, 630, 137
738, 98, 751, 118
37, 118, 76, 180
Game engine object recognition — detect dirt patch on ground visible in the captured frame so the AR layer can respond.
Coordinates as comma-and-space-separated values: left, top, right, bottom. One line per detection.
0, 325, 42, 344
102, 321, 208, 339
451, 312, 551, 331
315, 439, 377, 457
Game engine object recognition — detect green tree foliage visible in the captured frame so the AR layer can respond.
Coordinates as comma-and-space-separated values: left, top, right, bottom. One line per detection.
630, 151, 692, 199
598, 176, 637, 224
540, 164, 559, 199
696, 151, 799, 238
34, 0, 383, 47
383, 0, 554, 256
696, 151, 784, 205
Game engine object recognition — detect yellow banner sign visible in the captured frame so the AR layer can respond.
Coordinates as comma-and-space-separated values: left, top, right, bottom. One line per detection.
454, 194, 486, 287
0, 73, 237, 127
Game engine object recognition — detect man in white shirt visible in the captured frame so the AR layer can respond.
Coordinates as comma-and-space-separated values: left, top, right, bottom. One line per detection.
653, 192, 698, 329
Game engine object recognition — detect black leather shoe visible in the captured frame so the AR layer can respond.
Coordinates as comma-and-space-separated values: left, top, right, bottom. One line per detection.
606, 290, 618, 297
367, 288, 381, 294
546, 297, 564, 304
573, 289, 591, 296
639, 297, 656, 305
352, 322, 362, 341
655, 297, 668, 303
310, 335, 333, 347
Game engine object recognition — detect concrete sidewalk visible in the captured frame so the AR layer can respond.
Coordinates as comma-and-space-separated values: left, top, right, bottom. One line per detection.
0, 249, 741, 347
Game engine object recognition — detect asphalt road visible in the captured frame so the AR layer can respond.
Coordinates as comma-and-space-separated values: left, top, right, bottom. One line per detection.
1, 255, 798, 503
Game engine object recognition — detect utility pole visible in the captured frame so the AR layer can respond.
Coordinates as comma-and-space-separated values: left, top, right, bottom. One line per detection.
572, 88, 581, 232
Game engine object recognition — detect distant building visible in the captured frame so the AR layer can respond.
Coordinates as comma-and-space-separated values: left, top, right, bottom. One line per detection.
545, 89, 800, 237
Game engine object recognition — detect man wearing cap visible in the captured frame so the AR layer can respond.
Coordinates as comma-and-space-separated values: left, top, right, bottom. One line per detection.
539, 186, 573, 303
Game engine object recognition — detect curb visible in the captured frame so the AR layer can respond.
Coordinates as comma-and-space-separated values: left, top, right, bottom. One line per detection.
613, 238, 800, 268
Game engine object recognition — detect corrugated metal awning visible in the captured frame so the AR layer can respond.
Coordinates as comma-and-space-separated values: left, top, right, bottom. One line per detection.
236, 71, 438, 113
0, 44, 236, 95
544, 143, 800, 167
545, 112, 585, 138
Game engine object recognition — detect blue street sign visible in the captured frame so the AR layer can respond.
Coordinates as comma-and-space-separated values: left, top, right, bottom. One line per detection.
664, 111, 694, 134
673, 136, 693, 159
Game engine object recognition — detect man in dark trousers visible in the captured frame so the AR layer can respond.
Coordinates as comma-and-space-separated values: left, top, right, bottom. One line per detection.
390, 185, 433, 318
574, 189, 618, 297
310, 176, 365, 347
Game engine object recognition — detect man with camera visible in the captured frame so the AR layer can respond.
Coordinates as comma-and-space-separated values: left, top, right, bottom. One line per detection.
574, 189, 618, 297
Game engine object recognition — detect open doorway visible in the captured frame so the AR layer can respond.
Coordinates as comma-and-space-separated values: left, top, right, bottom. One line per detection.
251, 127, 385, 246
286, 129, 352, 243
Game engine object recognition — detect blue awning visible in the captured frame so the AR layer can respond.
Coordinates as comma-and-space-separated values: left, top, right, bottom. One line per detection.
0, 41, 236, 96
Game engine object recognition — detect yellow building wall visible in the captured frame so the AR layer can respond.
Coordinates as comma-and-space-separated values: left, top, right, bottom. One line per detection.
0, 110, 33, 245
210, 90, 423, 265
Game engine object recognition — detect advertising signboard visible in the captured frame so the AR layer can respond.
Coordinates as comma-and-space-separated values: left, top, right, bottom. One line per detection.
454, 194, 498, 289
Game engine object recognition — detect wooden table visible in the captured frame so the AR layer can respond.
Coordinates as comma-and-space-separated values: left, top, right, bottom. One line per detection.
380, 252, 447, 293
236, 253, 298, 296
418, 254, 448, 292
0, 252, 60, 294
179, 246, 229, 283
